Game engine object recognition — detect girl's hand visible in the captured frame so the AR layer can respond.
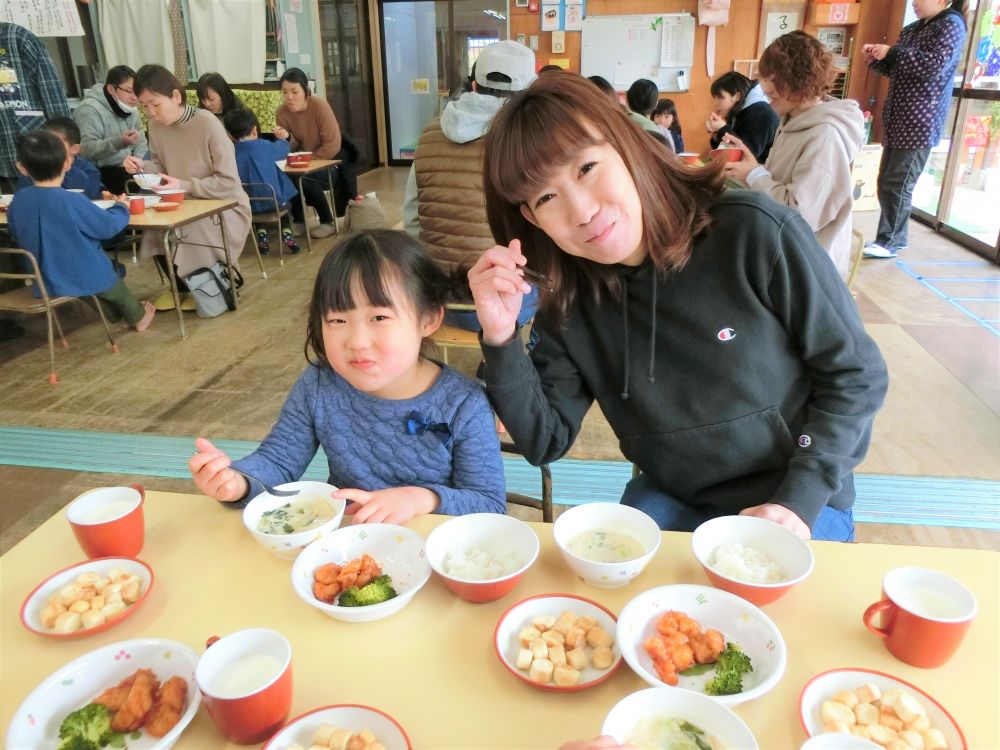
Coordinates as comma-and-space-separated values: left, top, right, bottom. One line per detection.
273, 125, 290, 140
707, 112, 726, 133
122, 155, 145, 174
188, 437, 249, 502
739, 503, 811, 539
720, 134, 758, 182
467, 239, 533, 346
154, 174, 181, 191
335, 486, 439, 525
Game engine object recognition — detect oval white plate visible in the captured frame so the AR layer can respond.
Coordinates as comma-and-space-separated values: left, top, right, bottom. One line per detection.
92, 199, 116, 209
6, 638, 200, 750
616, 584, 786, 707
20, 557, 154, 639
263, 704, 411, 749
494, 593, 622, 692
799, 668, 966, 749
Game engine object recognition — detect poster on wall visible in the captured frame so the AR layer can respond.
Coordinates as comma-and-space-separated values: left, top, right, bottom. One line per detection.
541, 4, 560, 31
565, 5, 582, 31
0, 0, 83, 37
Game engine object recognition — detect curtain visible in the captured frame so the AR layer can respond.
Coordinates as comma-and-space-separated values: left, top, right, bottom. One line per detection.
187, 0, 265, 84
97, 0, 174, 73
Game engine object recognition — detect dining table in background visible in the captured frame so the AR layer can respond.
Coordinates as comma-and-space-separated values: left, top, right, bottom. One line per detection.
281, 159, 342, 254
1, 491, 996, 749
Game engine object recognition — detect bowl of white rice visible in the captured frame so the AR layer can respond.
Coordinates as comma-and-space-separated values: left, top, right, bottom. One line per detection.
425, 514, 539, 603
691, 515, 814, 606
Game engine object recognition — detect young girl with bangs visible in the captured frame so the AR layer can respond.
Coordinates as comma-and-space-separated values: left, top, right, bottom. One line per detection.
468, 73, 888, 542
189, 229, 506, 523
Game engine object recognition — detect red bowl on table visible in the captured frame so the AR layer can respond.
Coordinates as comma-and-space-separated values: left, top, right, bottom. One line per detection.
156, 189, 186, 203
709, 148, 744, 163
287, 152, 314, 167
678, 152, 702, 165
153, 202, 181, 212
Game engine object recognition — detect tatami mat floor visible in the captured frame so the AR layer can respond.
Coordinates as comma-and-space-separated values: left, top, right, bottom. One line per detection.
1, 168, 997, 554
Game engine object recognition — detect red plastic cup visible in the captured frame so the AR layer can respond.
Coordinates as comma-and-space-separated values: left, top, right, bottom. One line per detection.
863, 567, 977, 668
66, 485, 145, 558
196, 629, 293, 744
129, 196, 144, 215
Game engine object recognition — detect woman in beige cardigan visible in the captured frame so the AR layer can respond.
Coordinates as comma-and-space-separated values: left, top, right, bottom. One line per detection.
124, 64, 251, 311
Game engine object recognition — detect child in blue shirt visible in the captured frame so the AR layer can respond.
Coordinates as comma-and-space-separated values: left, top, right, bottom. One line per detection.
189, 229, 506, 522
8, 131, 155, 331
16, 118, 104, 198
222, 107, 300, 256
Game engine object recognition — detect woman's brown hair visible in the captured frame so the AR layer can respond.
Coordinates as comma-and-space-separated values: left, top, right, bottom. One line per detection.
757, 31, 834, 103
133, 64, 184, 100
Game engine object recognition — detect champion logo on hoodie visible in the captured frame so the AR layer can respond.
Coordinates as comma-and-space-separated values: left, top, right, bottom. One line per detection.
716, 328, 736, 342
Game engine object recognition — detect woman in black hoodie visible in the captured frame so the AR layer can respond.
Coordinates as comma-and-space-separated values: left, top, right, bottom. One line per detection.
707, 71, 779, 162
467, 73, 887, 542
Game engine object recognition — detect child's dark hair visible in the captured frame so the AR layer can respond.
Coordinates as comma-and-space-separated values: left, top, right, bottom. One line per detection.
16, 130, 67, 182
196, 72, 242, 115
223, 107, 260, 140
305, 230, 449, 366
626, 79, 659, 116
710, 70, 753, 101
651, 98, 682, 137
42, 117, 82, 146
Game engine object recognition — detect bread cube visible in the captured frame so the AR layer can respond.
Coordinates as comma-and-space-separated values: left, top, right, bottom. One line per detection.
822, 701, 857, 727
894, 692, 925, 724
592, 645, 614, 669
566, 647, 588, 671
855, 703, 879, 726
857, 684, 883, 704
40, 602, 66, 629
898, 730, 924, 749
100, 601, 127, 619
548, 644, 567, 667
519, 626, 542, 646
53, 611, 81, 633
919, 729, 946, 750
559, 610, 580, 625
886, 740, 911, 750
834, 690, 860, 709
578, 615, 598, 630
867, 724, 897, 746
81, 610, 106, 629
551, 616, 577, 635
542, 629, 565, 648
532, 614, 556, 632
515, 648, 533, 670
849, 725, 872, 739
565, 627, 587, 649
528, 639, 548, 659
823, 721, 852, 735
529, 658, 554, 684
552, 665, 581, 687
905, 715, 930, 732
311, 724, 335, 746
880, 706, 904, 732
69, 599, 91, 614
58, 584, 81, 606
586, 626, 613, 648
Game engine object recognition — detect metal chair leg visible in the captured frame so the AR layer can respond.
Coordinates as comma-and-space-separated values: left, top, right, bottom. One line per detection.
277, 216, 285, 267
44, 307, 58, 384
89, 296, 119, 353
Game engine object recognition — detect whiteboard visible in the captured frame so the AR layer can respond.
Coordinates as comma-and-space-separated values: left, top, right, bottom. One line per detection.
0, 0, 84, 37
581, 13, 694, 93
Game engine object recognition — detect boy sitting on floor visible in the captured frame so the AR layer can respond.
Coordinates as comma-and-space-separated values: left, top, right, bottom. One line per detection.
16, 117, 104, 199
222, 108, 300, 256
8, 131, 155, 332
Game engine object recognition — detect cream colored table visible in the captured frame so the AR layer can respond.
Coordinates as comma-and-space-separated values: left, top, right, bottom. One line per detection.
1, 491, 997, 749
282, 159, 342, 254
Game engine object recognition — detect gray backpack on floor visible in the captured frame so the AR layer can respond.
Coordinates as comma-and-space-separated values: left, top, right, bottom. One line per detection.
183, 261, 241, 318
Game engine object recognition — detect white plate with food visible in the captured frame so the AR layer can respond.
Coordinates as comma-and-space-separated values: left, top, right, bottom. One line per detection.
263, 704, 412, 750
5, 638, 200, 750
494, 593, 622, 692
92, 199, 117, 209
20, 557, 153, 639
799, 668, 966, 750
616, 584, 786, 707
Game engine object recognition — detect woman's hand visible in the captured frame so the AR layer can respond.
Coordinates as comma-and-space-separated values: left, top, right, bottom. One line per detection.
559, 737, 635, 750
863, 43, 890, 63
468, 240, 533, 346
720, 133, 759, 182
273, 125, 290, 140
706, 112, 726, 133
122, 155, 145, 174
188, 437, 249, 503
335, 487, 439, 525
121, 129, 141, 147
153, 175, 182, 191
739, 503, 811, 539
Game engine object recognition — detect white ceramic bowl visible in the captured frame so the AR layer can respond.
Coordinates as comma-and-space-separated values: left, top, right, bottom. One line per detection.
263, 704, 412, 749
133, 172, 161, 189
242, 481, 346, 560
425, 514, 539, 602
691, 515, 815, 606
602, 687, 758, 749
291, 524, 431, 623
493, 593, 622, 692
5, 637, 200, 750
799, 668, 967, 749
20, 557, 153, 639
617, 584, 786, 707
552, 503, 661, 589
800, 733, 880, 750
92, 199, 116, 209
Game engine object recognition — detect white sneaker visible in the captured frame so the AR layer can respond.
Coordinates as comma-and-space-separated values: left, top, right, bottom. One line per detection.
311, 223, 336, 239
863, 242, 898, 259
291, 222, 305, 237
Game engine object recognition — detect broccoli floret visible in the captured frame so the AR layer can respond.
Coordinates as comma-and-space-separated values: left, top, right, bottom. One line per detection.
704, 643, 753, 696
337, 575, 397, 607
57, 703, 114, 750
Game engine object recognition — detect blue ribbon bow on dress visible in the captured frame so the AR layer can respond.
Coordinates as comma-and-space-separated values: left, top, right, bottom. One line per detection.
405, 410, 452, 448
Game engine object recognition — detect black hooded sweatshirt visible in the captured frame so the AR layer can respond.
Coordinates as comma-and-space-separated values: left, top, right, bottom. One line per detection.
482, 190, 888, 528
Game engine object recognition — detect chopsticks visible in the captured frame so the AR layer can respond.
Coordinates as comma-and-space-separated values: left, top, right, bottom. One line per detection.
520, 266, 555, 293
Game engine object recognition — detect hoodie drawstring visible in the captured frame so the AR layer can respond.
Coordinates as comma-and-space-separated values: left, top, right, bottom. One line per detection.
648, 273, 657, 386
620, 271, 658, 401
621, 276, 630, 400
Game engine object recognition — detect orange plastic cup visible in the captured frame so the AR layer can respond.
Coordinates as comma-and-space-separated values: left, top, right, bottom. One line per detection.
66, 485, 145, 558
129, 196, 145, 215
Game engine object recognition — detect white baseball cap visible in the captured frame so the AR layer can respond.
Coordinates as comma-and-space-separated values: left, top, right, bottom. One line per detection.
474, 40, 537, 92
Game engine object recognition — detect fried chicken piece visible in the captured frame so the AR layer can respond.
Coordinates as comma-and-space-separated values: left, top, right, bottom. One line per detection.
689, 627, 726, 664
312, 579, 341, 603
111, 668, 158, 733
92, 673, 136, 712
335, 554, 381, 591
144, 676, 188, 738
314, 563, 341, 585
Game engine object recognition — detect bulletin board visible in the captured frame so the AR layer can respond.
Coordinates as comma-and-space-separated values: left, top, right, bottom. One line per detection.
0, 0, 84, 37
581, 13, 695, 92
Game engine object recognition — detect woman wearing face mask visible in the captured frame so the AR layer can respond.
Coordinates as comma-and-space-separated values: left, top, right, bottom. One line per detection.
706, 71, 779, 163
275, 67, 358, 239
468, 73, 888, 542
72, 65, 148, 194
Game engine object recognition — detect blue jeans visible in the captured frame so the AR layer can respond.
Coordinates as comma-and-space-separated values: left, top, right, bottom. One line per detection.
620, 472, 855, 542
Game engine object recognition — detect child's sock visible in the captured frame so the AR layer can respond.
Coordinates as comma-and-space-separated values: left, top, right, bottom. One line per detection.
255, 229, 270, 255
281, 228, 301, 254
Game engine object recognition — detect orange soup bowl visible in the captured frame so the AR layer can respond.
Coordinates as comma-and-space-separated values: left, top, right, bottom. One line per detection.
157, 189, 186, 203
66, 485, 145, 559
691, 515, 814, 606
196, 628, 293, 744
287, 151, 314, 167
678, 152, 702, 165
709, 148, 744, 163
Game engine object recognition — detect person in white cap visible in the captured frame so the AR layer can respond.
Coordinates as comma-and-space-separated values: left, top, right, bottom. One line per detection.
403, 40, 539, 334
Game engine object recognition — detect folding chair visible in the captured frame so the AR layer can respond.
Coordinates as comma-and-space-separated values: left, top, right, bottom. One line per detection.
0, 247, 118, 385
847, 229, 865, 295
503, 440, 554, 522
243, 182, 292, 268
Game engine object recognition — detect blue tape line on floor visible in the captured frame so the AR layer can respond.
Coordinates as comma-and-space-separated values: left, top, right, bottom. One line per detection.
0, 426, 997, 530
